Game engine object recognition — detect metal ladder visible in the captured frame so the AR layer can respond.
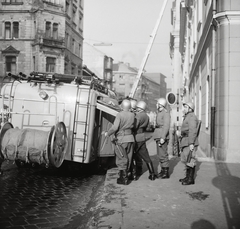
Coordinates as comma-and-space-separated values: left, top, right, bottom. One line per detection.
71, 86, 91, 162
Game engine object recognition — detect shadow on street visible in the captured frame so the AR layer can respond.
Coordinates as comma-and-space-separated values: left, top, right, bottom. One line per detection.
212, 162, 240, 229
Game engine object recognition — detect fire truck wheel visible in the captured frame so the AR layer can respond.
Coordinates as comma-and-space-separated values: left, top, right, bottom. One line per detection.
47, 122, 68, 168
0, 122, 13, 154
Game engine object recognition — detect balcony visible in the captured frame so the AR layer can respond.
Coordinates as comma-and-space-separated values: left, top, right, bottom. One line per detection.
33, 36, 65, 49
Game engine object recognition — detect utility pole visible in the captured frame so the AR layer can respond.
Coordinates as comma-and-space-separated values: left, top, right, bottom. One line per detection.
128, 0, 168, 98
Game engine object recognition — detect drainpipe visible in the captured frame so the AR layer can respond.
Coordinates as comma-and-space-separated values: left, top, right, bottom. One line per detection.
210, 0, 217, 158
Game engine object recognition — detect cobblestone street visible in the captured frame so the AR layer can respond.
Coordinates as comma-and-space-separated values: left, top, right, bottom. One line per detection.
0, 161, 106, 229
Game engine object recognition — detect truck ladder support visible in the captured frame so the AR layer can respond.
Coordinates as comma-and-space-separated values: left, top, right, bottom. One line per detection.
129, 0, 168, 98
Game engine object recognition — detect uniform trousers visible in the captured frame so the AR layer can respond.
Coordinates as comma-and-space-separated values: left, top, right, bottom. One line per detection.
134, 141, 152, 164
156, 140, 169, 168
115, 142, 133, 171
181, 145, 197, 168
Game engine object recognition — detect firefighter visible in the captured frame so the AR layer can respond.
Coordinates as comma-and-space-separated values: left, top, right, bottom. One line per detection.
129, 98, 143, 180
134, 100, 156, 180
153, 98, 171, 179
104, 99, 135, 185
179, 101, 199, 185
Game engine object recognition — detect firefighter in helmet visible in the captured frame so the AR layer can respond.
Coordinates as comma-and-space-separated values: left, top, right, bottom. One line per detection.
104, 99, 135, 185
153, 98, 171, 179
179, 101, 199, 185
129, 98, 144, 180
133, 100, 156, 180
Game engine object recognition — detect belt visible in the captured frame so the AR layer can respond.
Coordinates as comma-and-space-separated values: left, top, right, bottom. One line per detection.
117, 129, 132, 136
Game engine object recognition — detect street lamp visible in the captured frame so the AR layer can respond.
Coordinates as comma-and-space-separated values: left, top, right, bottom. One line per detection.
93, 42, 112, 46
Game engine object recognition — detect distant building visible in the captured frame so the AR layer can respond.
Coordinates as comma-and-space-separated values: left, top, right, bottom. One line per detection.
170, 0, 240, 162
0, 0, 83, 78
144, 73, 167, 98
82, 42, 113, 89
112, 62, 166, 112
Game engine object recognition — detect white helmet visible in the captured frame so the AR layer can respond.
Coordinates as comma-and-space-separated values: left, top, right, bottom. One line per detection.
130, 99, 137, 109
157, 98, 167, 108
121, 99, 131, 111
183, 101, 195, 111
136, 101, 147, 111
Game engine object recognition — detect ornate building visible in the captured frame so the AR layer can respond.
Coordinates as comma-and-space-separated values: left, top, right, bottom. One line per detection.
0, 0, 83, 78
170, 0, 240, 162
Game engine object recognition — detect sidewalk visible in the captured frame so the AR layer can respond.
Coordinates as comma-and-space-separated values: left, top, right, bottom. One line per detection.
88, 139, 240, 229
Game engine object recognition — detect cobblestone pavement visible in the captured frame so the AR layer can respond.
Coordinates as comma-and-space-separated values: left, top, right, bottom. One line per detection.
0, 161, 106, 229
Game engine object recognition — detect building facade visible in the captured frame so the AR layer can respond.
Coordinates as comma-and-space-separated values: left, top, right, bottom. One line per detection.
0, 0, 83, 78
112, 62, 165, 112
82, 42, 113, 89
170, 0, 240, 162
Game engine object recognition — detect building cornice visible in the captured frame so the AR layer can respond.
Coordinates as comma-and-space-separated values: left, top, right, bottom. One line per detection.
213, 11, 240, 25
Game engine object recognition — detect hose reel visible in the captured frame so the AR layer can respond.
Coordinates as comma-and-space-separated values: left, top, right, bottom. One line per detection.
0, 122, 68, 168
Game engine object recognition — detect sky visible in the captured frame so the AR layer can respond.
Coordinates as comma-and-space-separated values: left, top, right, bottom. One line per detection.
83, 0, 173, 78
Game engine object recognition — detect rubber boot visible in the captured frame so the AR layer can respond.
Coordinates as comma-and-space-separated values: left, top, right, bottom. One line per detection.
157, 168, 164, 178
179, 167, 190, 182
128, 165, 137, 181
146, 162, 156, 181
182, 167, 195, 185
117, 170, 129, 185
160, 167, 169, 179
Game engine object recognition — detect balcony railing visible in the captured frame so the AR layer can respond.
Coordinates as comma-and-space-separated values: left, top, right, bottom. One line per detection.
34, 36, 65, 49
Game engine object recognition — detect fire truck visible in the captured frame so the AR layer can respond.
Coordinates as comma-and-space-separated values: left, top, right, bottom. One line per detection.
0, 72, 120, 172
0, 1, 171, 174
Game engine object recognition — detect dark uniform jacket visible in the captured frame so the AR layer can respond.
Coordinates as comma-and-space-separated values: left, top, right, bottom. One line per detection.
153, 109, 170, 141
107, 110, 135, 144
180, 111, 199, 148
134, 111, 149, 142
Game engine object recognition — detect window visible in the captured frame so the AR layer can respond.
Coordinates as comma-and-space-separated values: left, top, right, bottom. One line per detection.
65, 33, 69, 48
33, 56, 36, 71
5, 22, 11, 39
205, 76, 210, 129
53, 23, 58, 39
4, 21, 19, 39
13, 22, 19, 39
6, 56, 17, 74
2, 0, 23, 4
46, 57, 56, 72
79, 15, 82, 27
199, 86, 202, 119
72, 38, 75, 53
71, 65, 75, 75
45, 22, 51, 38
79, 44, 81, 57
66, 1, 69, 14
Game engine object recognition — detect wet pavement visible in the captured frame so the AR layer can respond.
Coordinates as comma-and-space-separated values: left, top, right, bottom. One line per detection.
0, 161, 106, 229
